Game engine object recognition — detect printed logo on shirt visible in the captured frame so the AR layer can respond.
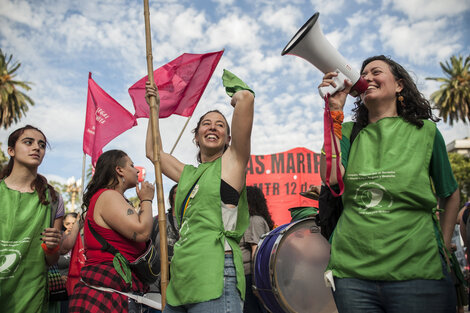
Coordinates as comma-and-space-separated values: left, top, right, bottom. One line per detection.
353, 182, 394, 214
175, 219, 190, 247
0, 238, 30, 280
0, 249, 22, 279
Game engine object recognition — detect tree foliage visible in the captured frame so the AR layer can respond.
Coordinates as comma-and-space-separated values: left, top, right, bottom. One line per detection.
0, 49, 35, 129
427, 55, 470, 125
0, 143, 8, 172
448, 152, 470, 206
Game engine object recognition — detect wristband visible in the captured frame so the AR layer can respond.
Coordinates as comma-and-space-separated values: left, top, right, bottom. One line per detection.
141, 199, 153, 203
330, 111, 344, 124
330, 111, 344, 139
41, 243, 60, 255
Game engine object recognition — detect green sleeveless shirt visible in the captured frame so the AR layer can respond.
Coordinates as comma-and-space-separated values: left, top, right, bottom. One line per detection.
329, 117, 444, 280
0, 180, 50, 313
166, 158, 249, 305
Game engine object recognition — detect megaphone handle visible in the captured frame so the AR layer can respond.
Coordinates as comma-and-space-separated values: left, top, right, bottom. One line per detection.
318, 70, 348, 98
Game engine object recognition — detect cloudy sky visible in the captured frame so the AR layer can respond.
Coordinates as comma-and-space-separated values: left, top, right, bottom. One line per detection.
1, 0, 469, 213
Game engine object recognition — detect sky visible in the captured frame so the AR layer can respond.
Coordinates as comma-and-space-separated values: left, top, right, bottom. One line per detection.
1, 0, 469, 214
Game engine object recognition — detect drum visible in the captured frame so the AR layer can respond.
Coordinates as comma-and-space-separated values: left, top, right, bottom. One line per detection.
253, 218, 337, 313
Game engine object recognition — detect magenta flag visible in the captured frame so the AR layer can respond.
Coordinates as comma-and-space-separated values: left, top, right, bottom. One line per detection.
128, 50, 224, 118
83, 73, 137, 164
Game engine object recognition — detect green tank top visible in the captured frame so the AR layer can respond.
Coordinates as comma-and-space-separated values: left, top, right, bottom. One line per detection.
0, 180, 50, 313
329, 117, 444, 280
166, 158, 249, 305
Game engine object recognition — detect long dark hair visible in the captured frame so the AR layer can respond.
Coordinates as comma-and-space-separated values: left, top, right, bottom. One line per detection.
246, 185, 275, 230
192, 110, 230, 163
0, 125, 57, 205
353, 55, 439, 128
81, 150, 128, 216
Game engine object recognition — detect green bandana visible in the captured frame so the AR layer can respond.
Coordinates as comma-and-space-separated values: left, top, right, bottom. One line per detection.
289, 206, 318, 222
113, 253, 132, 287
222, 69, 255, 97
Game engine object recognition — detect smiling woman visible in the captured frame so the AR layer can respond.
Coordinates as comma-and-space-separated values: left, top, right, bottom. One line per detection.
319, 55, 461, 312
145, 70, 255, 313
0, 125, 65, 313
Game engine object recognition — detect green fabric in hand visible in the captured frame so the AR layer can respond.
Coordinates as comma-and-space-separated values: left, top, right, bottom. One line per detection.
222, 69, 255, 97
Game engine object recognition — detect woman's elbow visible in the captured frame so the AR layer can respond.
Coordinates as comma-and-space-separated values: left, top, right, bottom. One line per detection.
134, 224, 153, 242
146, 150, 154, 162
135, 234, 150, 243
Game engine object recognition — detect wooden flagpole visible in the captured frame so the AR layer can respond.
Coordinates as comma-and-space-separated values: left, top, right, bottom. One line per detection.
169, 116, 192, 155
143, 0, 168, 308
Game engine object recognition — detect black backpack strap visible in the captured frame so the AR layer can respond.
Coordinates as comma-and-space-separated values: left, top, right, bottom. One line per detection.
87, 219, 121, 256
150, 216, 159, 244
349, 122, 363, 145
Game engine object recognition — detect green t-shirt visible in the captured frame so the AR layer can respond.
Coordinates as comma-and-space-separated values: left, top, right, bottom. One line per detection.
0, 181, 50, 313
329, 117, 458, 280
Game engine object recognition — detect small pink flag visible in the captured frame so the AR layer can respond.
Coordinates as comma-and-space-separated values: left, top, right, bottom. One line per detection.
128, 50, 224, 118
83, 73, 137, 164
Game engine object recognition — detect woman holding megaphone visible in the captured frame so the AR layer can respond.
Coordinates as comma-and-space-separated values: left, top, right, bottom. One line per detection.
320, 55, 460, 312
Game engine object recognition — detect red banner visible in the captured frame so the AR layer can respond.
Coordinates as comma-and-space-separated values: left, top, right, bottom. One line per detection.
128, 50, 224, 118
246, 147, 321, 226
83, 73, 137, 165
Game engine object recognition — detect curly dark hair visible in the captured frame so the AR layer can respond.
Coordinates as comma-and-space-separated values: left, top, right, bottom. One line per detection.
1, 125, 57, 205
192, 110, 230, 163
81, 150, 128, 219
352, 55, 439, 128
246, 185, 275, 230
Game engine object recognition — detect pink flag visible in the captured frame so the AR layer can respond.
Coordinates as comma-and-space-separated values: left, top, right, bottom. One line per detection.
128, 50, 224, 118
83, 73, 137, 164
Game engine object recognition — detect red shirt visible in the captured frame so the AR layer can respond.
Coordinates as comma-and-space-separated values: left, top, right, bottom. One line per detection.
84, 189, 146, 266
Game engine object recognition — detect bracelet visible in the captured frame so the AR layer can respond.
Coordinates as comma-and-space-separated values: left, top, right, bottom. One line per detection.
41, 243, 60, 255
330, 111, 344, 139
141, 199, 153, 203
321, 148, 341, 158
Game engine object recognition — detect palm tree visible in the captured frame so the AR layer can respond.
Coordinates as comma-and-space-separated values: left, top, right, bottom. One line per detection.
0, 49, 35, 129
426, 55, 470, 125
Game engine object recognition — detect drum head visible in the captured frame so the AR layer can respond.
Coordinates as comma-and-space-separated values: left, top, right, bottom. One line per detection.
272, 218, 336, 313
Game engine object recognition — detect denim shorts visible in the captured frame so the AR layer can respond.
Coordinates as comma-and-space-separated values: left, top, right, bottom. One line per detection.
164, 255, 243, 313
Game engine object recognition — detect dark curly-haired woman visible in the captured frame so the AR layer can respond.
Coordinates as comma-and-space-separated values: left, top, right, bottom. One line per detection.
319, 55, 460, 312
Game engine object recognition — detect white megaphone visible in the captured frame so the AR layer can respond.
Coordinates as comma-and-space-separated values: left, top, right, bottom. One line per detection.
281, 12, 368, 98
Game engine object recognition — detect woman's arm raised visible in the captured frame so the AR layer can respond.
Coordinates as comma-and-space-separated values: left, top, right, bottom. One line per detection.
221, 89, 254, 192
319, 72, 351, 185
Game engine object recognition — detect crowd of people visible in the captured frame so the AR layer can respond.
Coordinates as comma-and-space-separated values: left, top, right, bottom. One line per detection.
0, 55, 467, 313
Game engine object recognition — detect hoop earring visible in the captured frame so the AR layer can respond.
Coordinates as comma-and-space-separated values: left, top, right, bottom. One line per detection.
397, 93, 405, 108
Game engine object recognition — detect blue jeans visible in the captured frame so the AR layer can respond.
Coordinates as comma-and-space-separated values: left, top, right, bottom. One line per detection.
163, 255, 243, 313
332, 258, 456, 313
